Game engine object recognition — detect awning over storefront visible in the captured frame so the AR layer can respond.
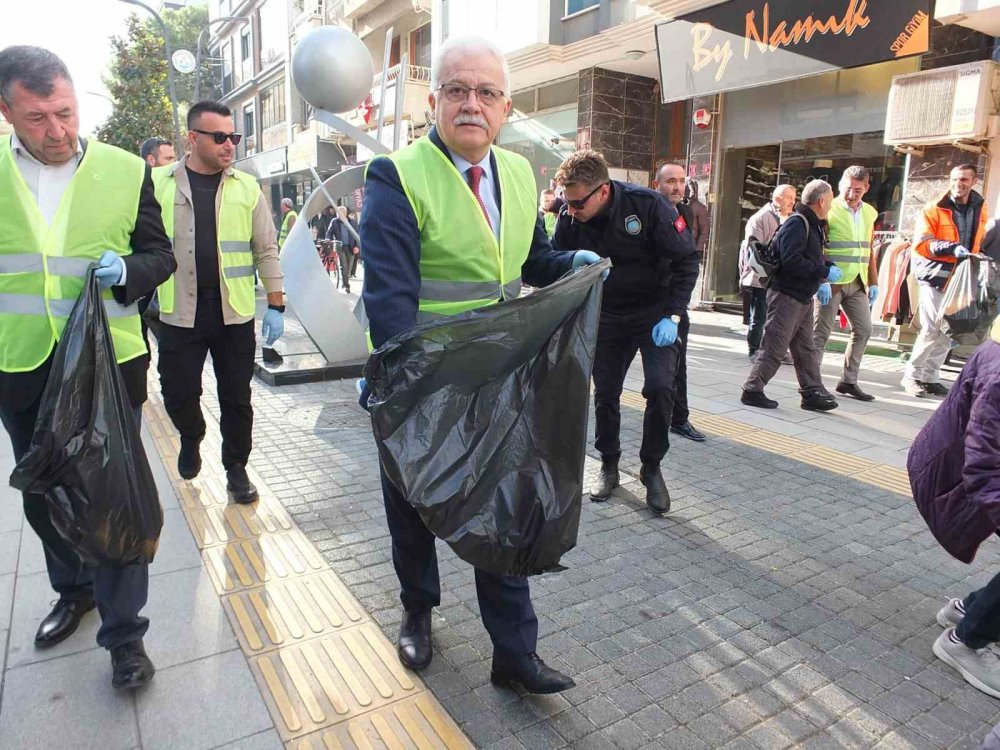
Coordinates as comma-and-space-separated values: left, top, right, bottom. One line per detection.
655, 0, 933, 103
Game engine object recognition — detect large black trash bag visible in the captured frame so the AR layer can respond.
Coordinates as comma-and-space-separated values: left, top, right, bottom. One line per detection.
9, 271, 162, 564
366, 260, 609, 577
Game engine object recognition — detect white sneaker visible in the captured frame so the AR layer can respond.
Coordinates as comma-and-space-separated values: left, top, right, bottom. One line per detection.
937, 598, 965, 628
933, 628, 1000, 698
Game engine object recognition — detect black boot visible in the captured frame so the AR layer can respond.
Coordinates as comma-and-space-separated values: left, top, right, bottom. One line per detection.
490, 652, 575, 694
226, 466, 259, 504
397, 609, 432, 670
589, 456, 619, 501
110, 640, 155, 690
639, 463, 670, 515
177, 436, 202, 480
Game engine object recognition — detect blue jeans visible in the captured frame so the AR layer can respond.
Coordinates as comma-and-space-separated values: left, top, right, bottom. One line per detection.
957, 571, 1000, 649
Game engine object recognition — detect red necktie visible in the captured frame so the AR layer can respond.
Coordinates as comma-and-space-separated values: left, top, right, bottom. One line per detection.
466, 166, 492, 229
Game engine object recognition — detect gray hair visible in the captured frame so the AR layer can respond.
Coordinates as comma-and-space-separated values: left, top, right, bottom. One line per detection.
801, 179, 833, 207
772, 183, 795, 201
840, 165, 870, 186
431, 36, 510, 96
281, 198, 293, 209
0, 46, 72, 105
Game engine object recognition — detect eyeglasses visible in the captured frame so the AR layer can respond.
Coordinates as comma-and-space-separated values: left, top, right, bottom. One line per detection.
565, 182, 607, 210
192, 129, 243, 145
436, 83, 506, 106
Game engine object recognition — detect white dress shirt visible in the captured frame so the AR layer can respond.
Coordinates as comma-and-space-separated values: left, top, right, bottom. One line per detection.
452, 150, 501, 243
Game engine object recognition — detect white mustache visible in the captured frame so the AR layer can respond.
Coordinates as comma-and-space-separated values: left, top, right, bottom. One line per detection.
454, 114, 488, 129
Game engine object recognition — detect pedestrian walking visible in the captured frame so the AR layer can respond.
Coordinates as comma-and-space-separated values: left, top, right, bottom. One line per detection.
908, 315, 1000, 699
902, 164, 988, 397
685, 179, 710, 256
813, 166, 879, 401
359, 35, 601, 692
653, 162, 706, 444
152, 100, 285, 504
278, 197, 297, 250
740, 184, 796, 360
0, 46, 176, 688
553, 151, 698, 514
326, 205, 357, 293
741, 179, 843, 411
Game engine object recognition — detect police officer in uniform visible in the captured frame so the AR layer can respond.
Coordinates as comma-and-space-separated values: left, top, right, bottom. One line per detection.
554, 150, 698, 514
0, 46, 176, 688
360, 36, 603, 692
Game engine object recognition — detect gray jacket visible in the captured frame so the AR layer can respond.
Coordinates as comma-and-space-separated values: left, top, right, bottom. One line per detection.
739, 203, 782, 288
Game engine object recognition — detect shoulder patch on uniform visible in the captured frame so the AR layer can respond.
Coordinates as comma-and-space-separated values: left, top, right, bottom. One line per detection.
674, 215, 687, 234
625, 215, 642, 235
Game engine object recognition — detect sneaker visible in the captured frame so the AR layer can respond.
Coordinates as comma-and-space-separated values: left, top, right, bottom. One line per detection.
902, 381, 930, 398
920, 381, 949, 397
937, 598, 966, 629
933, 628, 1000, 699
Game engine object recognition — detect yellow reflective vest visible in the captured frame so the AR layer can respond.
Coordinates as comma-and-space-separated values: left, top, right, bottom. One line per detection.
826, 197, 877, 286
279, 209, 297, 248
152, 165, 258, 317
0, 136, 146, 371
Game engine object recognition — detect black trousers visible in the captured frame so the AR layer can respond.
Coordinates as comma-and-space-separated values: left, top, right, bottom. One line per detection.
379, 466, 538, 660
593, 309, 682, 465
671, 312, 691, 428
0, 391, 149, 650
157, 296, 256, 470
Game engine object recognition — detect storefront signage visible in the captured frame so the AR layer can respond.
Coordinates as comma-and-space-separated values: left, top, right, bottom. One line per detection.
655, 0, 931, 103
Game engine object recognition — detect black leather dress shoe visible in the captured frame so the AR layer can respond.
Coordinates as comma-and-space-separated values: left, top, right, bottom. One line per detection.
111, 640, 155, 690
491, 653, 575, 694
801, 392, 839, 412
398, 609, 432, 670
178, 436, 202, 480
741, 390, 778, 409
836, 382, 875, 402
639, 463, 670, 515
670, 421, 706, 442
226, 466, 259, 504
35, 598, 95, 648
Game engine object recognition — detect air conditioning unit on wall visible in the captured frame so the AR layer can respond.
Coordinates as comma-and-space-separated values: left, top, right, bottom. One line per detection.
885, 60, 1000, 147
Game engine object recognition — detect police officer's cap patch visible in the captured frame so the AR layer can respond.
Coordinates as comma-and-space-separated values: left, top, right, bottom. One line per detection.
625, 215, 642, 235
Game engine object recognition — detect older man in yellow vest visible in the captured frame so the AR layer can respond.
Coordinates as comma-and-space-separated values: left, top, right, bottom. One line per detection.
813, 165, 880, 401
153, 101, 284, 504
0, 46, 176, 689
359, 36, 604, 693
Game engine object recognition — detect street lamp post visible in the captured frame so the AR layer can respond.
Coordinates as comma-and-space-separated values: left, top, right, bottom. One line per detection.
194, 16, 248, 102
118, 0, 181, 146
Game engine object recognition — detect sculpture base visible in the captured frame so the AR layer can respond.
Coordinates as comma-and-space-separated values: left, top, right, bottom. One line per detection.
254, 352, 367, 386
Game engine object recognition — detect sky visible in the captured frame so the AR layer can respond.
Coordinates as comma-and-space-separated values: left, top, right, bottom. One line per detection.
1, 2, 149, 135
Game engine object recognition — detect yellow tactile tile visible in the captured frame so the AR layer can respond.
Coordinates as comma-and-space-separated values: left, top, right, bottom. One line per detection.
203, 531, 327, 594
852, 466, 912, 495
223, 571, 367, 654
186, 498, 295, 548
788, 446, 879, 475
288, 693, 476, 750
729, 430, 813, 456
251, 622, 421, 740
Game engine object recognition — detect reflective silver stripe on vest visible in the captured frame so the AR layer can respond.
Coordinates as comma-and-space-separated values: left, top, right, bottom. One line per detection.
827, 241, 863, 249
0, 294, 47, 315
224, 265, 256, 279
46, 256, 97, 276
826, 253, 870, 264
502, 278, 522, 300
0, 255, 44, 274
419, 279, 499, 302
47, 298, 139, 319
220, 240, 252, 254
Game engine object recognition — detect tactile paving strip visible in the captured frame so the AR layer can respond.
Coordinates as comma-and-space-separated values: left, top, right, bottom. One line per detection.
620, 389, 912, 497
142, 374, 474, 749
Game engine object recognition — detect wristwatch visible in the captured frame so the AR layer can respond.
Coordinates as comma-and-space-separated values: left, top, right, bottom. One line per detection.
268, 304, 286, 313
669, 314, 682, 324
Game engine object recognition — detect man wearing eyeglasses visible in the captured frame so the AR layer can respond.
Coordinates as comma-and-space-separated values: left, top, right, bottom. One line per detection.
360, 36, 603, 694
152, 100, 284, 504
554, 151, 699, 516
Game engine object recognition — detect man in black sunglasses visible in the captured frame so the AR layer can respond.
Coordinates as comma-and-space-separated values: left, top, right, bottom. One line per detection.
554, 150, 698, 515
151, 100, 285, 505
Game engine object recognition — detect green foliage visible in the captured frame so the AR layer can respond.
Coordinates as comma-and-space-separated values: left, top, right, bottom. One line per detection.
152, 3, 215, 104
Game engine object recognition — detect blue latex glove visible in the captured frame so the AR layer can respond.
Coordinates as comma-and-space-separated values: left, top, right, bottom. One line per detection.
826, 265, 844, 283
868, 285, 879, 306
955, 246, 970, 259
652, 317, 678, 347
357, 378, 372, 413
94, 250, 124, 288
573, 250, 609, 279
261, 308, 284, 346
817, 282, 832, 306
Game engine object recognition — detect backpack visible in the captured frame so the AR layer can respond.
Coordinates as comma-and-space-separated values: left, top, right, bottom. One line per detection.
746, 213, 809, 287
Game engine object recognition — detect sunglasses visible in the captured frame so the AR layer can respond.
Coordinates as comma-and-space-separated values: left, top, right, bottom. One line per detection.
565, 182, 607, 210
192, 129, 243, 145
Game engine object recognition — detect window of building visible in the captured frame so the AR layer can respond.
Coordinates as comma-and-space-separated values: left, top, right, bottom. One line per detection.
243, 103, 256, 156
259, 0, 288, 67
220, 40, 233, 94
260, 81, 286, 130
565, 0, 598, 15
240, 26, 253, 81
389, 36, 401, 68
409, 23, 432, 69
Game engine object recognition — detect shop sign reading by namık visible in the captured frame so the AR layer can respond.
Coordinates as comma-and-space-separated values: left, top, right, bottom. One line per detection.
655, 0, 932, 103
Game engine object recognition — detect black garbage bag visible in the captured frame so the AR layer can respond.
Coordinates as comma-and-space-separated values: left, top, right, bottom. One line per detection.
9, 271, 162, 564
366, 260, 609, 577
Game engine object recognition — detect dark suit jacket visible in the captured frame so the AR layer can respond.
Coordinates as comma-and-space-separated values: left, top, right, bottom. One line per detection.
326, 218, 358, 251
0, 138, 176, 411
